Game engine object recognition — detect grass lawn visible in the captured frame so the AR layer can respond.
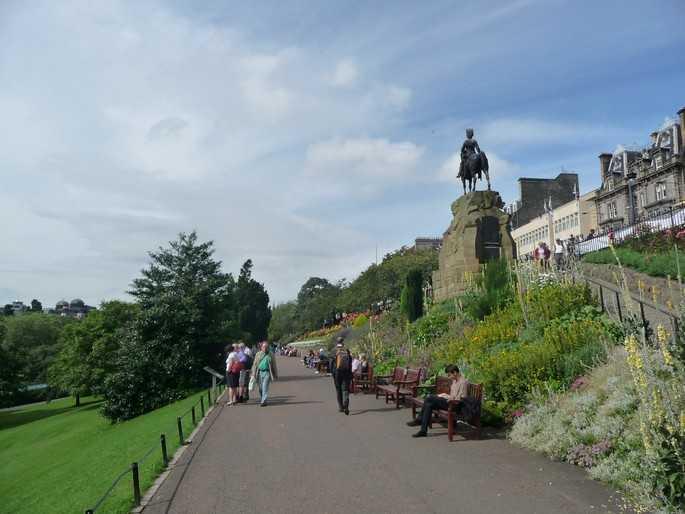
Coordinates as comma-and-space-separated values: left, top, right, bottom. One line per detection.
0, 389, 221, 514
583, 246, 685, 278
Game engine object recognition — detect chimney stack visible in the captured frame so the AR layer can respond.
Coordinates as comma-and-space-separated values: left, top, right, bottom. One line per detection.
678, 107, 685, 155
599, 153, 612, 178
650, 131, 659, 146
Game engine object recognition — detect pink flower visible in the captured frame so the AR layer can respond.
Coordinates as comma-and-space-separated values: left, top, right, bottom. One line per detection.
570, 376, 588, 391
676, 230, 685, 240
511, 409, 524, 418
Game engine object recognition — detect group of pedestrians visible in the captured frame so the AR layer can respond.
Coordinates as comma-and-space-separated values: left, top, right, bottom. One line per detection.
230, 336, 469, 439
225, 341, 278, 407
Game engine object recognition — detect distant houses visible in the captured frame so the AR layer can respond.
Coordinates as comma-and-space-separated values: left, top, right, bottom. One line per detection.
3, 298, 95, 318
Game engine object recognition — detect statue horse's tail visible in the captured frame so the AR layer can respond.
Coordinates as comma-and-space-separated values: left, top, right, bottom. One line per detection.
480, 151, 489, 172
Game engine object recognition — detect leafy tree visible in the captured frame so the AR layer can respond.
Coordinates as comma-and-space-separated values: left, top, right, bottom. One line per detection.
295, 277, 341, 333
236, 259, 271, 343
3, 304, 13, 316
49, 301, 139, 405
101, 231, 241, 421
0, 317, 21, 407
268, 302, 298, 342
400, 269, 424, 322
336, 247, 438, 312
30, 299, 43, 312
2, 313, 71, 385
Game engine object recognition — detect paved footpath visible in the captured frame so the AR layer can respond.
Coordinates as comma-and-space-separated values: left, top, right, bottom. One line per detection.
144, 358, 623, 514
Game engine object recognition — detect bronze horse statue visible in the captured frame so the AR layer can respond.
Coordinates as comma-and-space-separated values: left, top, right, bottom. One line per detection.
460, 151, 490, 194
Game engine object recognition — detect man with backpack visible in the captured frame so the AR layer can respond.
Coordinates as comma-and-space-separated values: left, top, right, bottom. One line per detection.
332, 337, 352, 415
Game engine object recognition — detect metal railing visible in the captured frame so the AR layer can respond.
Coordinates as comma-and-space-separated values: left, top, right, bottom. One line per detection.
84, 382, 225, 514
580, 274, 680, 335
575, 205, 685, 256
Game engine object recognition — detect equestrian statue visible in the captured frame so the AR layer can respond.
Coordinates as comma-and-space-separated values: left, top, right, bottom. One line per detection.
457, 128, 490, 194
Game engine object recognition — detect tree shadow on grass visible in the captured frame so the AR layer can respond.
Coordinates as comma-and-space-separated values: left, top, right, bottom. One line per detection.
0, 399, 103, 431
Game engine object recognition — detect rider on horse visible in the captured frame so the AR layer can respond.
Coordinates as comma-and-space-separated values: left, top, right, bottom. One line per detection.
458, 128, 481, 180
457, 128, 490, 193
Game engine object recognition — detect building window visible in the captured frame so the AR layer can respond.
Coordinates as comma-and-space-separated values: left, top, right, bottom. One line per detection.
655, 182, 667, 201
639, 191, 646, 207
608, 202, 618, 219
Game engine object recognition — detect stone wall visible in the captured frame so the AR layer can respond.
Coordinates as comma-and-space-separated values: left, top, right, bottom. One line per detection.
432, 190, 515, 302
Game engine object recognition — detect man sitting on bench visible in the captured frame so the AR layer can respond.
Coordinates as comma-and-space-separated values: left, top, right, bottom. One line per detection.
407, 364, 468, 438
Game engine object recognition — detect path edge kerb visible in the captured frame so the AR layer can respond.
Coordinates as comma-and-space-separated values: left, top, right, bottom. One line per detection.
131, 389, 227, 514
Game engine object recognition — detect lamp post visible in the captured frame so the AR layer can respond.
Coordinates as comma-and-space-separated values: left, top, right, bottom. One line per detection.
626, 172, 637, 225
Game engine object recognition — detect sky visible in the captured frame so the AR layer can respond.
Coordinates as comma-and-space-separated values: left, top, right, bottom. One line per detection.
1, 0, 684, 307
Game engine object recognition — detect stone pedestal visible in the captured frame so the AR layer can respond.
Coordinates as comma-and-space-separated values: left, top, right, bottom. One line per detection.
432, 190, 515, 302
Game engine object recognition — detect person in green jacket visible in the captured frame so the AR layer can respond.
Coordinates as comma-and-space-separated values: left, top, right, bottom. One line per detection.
251, 341, 278, 406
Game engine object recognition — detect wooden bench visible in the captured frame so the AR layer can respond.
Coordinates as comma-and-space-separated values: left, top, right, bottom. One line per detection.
409, 378, 483, 441
374, 366, 406, 403
376, 367, 425, 408
352, 363, 374, 394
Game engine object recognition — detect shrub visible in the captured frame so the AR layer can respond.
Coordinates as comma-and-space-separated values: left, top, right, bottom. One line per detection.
400, 269, 424, 322
408, 301, 456, 347
352, 314, 369, 328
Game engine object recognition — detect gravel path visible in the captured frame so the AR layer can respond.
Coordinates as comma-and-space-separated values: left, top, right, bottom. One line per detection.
143, 358, 623, 514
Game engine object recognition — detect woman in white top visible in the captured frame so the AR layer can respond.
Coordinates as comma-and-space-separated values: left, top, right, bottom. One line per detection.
225, 344, 240, 406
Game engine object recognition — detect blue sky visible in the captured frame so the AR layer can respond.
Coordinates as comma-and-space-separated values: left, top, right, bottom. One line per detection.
1, 0, 684, 306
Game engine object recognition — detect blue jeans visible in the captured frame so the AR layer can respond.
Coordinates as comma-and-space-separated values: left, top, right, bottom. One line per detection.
258, 370, 271, 404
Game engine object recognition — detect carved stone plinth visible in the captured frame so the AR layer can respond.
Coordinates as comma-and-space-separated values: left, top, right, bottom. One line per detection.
432, 190, 515, 302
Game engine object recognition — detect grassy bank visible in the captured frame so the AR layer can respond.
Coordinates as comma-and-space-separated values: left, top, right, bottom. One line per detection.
0, 390, 216, 514
584, 246, 685, 279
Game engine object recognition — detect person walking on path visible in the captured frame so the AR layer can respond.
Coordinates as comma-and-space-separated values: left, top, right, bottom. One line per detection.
331, 337, 352, 415
407, 364, 468, 438
251, 341, 278, 406
238, 343, 253, 403
225, 343, 242, 406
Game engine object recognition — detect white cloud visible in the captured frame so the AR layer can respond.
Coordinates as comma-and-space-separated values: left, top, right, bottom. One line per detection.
330, 58, 358, 87
0, 1, 418, 305
306, 138, 424, 184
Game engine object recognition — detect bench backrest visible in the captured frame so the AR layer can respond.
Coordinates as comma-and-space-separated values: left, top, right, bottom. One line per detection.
404, 367, 422, 384
434, 376, 452, 395
467, 383, 483, 402
391, 366, 407, 383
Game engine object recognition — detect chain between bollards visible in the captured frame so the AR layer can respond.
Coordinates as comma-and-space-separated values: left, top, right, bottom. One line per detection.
160, 433, 168, 467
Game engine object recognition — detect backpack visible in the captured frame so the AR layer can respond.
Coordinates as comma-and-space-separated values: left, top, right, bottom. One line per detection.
229, 358, 243, 374
336, 349, 351, 373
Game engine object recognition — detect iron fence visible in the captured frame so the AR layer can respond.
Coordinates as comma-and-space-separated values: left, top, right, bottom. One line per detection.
84, 382, 225, 514
580, 274, 680, 335
575, 205, 685, 256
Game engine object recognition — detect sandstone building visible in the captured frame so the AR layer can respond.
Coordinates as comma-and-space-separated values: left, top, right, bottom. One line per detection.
509, 173, 579, 230
595, 107, 685, 231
